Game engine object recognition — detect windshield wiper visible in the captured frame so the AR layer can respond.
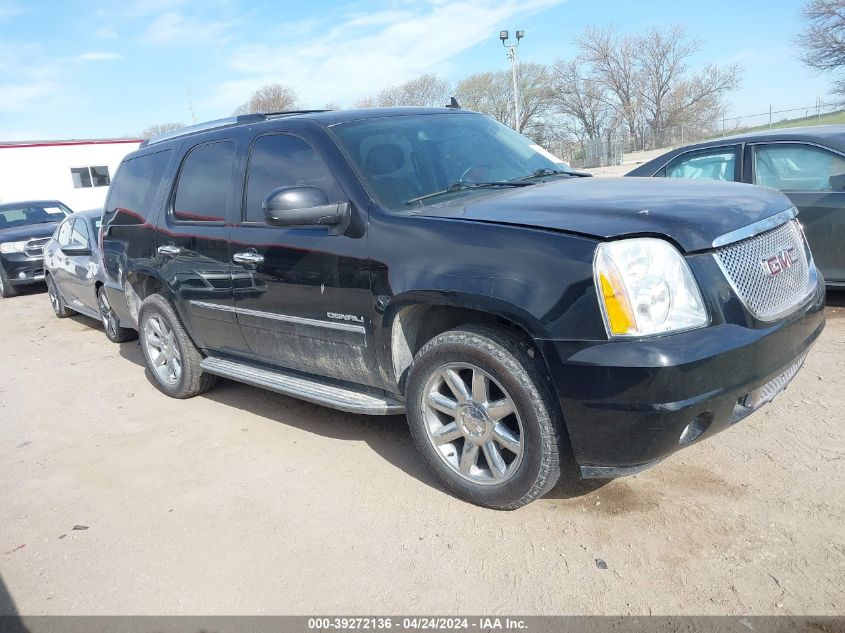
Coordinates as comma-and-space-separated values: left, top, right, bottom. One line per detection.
406, 181, 531, 206
511, 168, 588, 181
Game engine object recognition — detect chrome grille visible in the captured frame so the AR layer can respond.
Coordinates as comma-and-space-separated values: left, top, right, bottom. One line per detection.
715, 219, 812, 320
24, 237, 50, 257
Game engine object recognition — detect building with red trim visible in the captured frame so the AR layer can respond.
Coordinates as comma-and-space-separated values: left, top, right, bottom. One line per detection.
0, 138, 142, 211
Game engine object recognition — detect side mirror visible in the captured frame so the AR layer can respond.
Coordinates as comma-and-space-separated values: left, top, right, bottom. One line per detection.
262, 186, 351, 233
62, 241, 91, 256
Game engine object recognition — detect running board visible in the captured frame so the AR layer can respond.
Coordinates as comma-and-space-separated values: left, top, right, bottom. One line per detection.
200, 357, 405, 416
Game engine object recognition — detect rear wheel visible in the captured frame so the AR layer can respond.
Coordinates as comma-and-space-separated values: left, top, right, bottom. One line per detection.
46, 275, 72, 317
0, 265, 18, 298
405, 324, 566, 510
98, 286, 136, 343
138, 294, 215, 398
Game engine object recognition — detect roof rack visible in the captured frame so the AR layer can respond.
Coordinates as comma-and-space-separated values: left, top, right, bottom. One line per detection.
142, 110, 332, 147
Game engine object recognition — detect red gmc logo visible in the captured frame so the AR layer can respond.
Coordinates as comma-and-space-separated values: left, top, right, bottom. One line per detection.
762, 247, 797, 276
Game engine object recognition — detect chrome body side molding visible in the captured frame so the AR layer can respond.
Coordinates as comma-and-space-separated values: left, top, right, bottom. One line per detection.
189, 301, 366, 334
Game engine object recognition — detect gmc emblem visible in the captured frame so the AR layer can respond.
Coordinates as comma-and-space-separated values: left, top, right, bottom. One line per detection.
762, 247, 797, 276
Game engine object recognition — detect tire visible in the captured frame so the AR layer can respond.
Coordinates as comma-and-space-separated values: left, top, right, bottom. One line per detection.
97, 286, 137, 343
0, 265, 18, 298
405, 324, 565, 510
46, 274, 72, 317
137, 294, 216, 398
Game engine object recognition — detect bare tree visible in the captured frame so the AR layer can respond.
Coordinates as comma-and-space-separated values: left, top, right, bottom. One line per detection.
376, 74, 452, 107
233, 84, 300, 115
455, 63, 551, 133
323, 102, 342, 111
797, 0, 845, 96
140, 122, 185, 139
351, 95, 379, 109
549, 59, 616, 140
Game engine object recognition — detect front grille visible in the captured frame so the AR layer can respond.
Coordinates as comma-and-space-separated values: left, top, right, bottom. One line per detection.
715, 219, 812, 320
24, 237, 50, 257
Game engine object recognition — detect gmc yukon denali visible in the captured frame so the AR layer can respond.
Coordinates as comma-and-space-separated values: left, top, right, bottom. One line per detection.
100, 107, 825, 509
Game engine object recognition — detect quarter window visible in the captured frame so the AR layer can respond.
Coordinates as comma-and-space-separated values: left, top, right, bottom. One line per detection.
753, 143, 845, 192
665, 148, 738, 181
105, 150, 171, 225
173, 141, 235, 223
71, 166, 110, 188
244, 134, 345, 224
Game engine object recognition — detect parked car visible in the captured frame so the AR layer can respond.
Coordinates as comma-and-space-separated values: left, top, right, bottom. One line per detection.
43, 208, 135, 342
101, 107, 824, 509
626, 125, 845, 287
0, 200, 72, 298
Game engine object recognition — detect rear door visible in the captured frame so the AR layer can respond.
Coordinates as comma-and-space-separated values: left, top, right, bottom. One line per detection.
746, 141, 845, 284
228, 130, 376, 385
155, 137, 250, 355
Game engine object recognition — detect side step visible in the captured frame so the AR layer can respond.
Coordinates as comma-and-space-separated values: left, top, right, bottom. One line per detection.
200, 356, 405, 416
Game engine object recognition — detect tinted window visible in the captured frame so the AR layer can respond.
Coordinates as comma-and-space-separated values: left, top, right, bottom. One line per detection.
70, 218, 90, 246
105, 150, 171, 225
754, 143, 845, 192
173, 141, 235, 223
57, 220, 73, 247
244, 135, 345, 224
665, 148, 737, 181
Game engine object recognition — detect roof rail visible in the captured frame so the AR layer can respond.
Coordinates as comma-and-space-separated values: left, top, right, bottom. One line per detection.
264, 109, 331, 118
143, 113, 267, 147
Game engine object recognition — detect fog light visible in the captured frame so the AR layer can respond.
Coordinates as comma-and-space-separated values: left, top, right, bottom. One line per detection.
679, 413, 712, 445
18, 272, 26, 279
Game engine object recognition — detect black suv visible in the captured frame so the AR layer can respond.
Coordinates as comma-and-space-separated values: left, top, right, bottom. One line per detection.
101, 107, 825, 509
0, 200, 73, 297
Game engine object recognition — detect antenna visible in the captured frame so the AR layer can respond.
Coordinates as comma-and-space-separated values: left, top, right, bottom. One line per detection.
187, 87, 197, 124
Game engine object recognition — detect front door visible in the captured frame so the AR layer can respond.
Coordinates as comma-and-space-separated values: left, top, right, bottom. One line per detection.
228, 132, 376, 386
155, 137, 249, 354
64, 217, 98, 311
747, 142, 845, 284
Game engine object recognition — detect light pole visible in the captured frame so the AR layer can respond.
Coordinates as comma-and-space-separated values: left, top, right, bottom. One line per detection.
500, 29, 523, 131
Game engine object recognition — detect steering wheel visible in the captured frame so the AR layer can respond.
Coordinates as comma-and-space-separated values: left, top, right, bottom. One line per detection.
459, 164, 491, 183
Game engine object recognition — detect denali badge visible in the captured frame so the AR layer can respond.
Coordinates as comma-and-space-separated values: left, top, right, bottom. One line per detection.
762, 247, 797, 277
327, 312, 365, 323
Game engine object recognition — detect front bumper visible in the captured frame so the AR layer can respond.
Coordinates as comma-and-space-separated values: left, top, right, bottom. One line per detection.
1, 254, 45, 285
538, 281, 825, 476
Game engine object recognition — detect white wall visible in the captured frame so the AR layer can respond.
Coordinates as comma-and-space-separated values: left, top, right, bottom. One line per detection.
0, 140, 141, 211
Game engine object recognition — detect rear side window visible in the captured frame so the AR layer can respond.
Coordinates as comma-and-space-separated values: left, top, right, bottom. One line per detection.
105, 150, 171, 225
243, 134, 345, 224
665, 148, 738, 181
172, 141, 235, 223
753, 143, 845, 191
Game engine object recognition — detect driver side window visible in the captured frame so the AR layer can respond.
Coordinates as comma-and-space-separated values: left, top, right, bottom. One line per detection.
57, 219, 73, 247
70, 218, 90, 247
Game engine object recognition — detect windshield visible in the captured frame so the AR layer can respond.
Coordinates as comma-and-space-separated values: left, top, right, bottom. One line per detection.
0, 203, 70, 229
331, 113, 576, 211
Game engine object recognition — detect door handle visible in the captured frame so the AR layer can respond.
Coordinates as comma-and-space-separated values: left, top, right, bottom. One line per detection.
233, 252, 264, 265
157, 244, 181, 256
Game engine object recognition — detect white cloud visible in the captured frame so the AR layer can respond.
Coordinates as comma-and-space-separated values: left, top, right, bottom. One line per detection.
208, 0, 564, 111
0, 82, 55, 111
77, 51, 123, 61
95, 25, 118, 39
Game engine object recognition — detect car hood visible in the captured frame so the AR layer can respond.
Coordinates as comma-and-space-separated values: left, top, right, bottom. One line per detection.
415, 177, 794, 252
0, 222, 61, 243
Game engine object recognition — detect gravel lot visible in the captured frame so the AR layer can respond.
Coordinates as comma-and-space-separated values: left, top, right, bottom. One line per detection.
1, 287, 843, 616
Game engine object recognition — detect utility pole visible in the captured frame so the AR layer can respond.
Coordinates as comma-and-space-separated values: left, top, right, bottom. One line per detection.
500, 30, 524, 132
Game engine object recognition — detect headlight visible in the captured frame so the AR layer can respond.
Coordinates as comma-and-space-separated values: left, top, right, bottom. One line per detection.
0, 240, 27, 254
594, 237, 708, 337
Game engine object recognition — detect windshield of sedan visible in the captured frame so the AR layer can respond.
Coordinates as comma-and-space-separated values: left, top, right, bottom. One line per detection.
0, 204, 70, 229
331, 113, 578, 211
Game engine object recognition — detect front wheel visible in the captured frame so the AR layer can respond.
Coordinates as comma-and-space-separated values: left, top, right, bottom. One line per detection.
405, 325, 566, 510
98, 286, 136, 343
0, 265, 18, 298
138, 294, 216, 398
46, 275, 72, 317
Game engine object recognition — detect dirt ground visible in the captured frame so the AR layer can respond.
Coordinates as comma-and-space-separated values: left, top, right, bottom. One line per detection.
0, 286, 843, 616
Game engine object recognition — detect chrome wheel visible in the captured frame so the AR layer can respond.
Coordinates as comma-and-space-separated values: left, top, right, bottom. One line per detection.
47, 279, 61, 314
422, 362, 524, 485
98, 290, 118, 338
143, 314, 182, 385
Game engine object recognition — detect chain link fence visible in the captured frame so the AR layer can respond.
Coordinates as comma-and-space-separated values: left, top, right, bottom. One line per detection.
565, 101, 842, 169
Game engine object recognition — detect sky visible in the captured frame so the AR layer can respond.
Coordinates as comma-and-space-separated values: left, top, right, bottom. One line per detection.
0, 0, 833, 140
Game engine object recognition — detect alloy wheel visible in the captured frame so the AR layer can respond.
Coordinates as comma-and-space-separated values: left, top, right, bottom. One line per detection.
48, 280, 61, 314
98, 290, 118, 338
421, 362, 524, 485
143, 314, 183, 385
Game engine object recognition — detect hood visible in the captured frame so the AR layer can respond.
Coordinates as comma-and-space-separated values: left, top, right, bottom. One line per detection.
416, 177, 794, 252
0, 221, 61, 243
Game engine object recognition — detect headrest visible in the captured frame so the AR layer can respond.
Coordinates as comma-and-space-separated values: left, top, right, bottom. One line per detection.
365, 144, 405, 176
